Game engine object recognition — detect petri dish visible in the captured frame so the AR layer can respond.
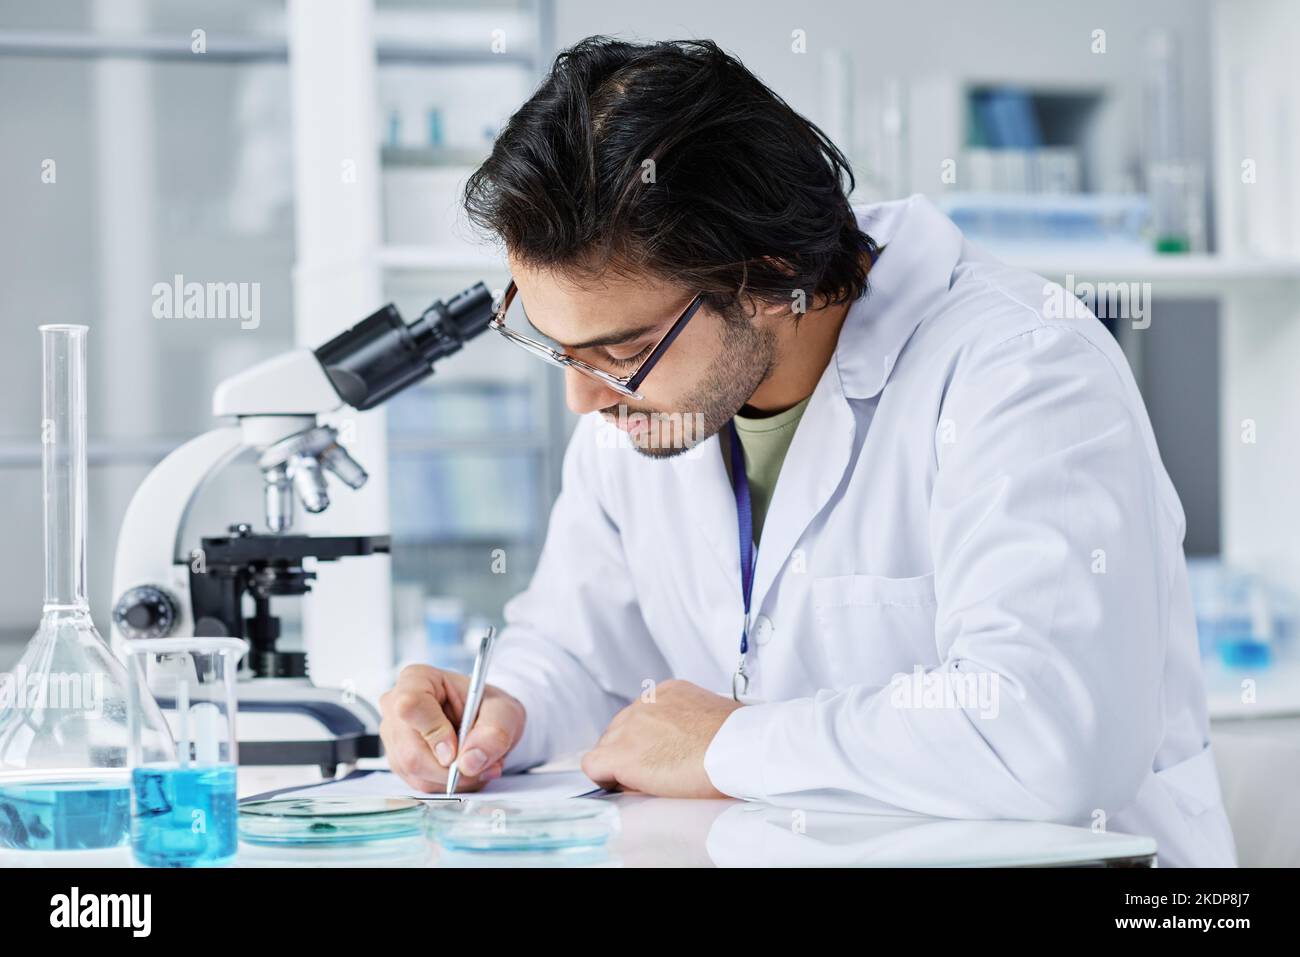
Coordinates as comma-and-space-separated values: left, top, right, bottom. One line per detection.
238, 797, 429, 845
426, 798, 619, 853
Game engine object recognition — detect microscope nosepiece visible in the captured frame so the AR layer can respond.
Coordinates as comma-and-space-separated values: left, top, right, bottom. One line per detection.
320, 442, 368, 490
290, 454, 330, 514
263, 464, 294, 533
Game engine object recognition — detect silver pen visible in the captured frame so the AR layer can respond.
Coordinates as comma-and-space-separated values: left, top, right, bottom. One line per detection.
445, 626, 498, 795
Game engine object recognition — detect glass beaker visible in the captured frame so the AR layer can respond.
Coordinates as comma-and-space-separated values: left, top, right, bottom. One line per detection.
126, 637, 247, 867
0, 325, 173, 851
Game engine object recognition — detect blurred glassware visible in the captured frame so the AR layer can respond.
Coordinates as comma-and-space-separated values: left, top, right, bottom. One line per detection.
937, 192, 1150, 254
0, 326, 172, 851
1144, 30, 1186, 170
1142, 30, 1205, 253
126, 637, 246, 867
1148, 159, 1207, 253
859, 76, 909, 202
424, 596, 470, 672
1186, 558, 1296, 670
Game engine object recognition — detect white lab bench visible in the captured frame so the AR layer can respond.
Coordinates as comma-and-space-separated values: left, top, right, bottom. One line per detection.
0, 765, 1156, 869
238, 758, 1156, 867
234, 791, 1156, 868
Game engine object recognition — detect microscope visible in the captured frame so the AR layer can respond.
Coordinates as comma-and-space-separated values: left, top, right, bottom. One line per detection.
111, 283, 496, 775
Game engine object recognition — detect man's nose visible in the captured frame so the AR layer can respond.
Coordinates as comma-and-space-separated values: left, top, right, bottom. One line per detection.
565, 368, 624, 415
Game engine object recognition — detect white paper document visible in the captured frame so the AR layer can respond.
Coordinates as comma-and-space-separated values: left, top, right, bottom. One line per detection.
264, 768, 603, 803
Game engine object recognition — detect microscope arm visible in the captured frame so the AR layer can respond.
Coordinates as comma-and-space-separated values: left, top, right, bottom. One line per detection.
110, 425, 242, 655
109, 404, 361, 656
213, 348, 343, 418
110, 282, 497, 652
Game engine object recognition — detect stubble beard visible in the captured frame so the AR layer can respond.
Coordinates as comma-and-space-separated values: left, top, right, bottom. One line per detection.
625, 317, 777, 460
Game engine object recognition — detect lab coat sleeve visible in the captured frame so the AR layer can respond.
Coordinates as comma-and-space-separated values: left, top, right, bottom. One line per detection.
704, 323, 1168, 822
488, 414, 669, 773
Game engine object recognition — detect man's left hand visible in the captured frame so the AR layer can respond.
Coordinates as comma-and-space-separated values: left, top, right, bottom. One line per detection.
581, 679, 744, 798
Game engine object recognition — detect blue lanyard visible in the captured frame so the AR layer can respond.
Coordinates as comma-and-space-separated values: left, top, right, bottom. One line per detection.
722, 244, 878, 697
726, 420, 755, 697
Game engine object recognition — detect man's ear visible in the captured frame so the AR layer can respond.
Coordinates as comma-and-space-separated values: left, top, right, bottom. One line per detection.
752, 256, 810, 319
754, 296, 792, 321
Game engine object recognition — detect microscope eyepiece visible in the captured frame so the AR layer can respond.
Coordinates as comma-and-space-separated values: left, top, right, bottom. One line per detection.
313, 281, 495, 411
441, 283, 496, 340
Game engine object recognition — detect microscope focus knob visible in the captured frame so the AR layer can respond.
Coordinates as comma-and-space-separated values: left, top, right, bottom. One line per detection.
112, 586, 178, 640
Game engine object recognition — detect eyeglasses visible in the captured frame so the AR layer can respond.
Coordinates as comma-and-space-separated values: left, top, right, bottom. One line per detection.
489, 280, 704, 400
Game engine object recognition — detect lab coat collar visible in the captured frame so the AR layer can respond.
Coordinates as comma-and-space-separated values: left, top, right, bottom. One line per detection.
834, 194, 963, 400
668, 195, 965, 634
738, 196, 965, 676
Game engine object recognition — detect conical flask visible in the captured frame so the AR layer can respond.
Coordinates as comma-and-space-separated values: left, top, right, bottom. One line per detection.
0, 325, 173, 851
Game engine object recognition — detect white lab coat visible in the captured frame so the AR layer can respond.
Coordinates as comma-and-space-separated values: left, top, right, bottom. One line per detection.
487, 194, 1237, 868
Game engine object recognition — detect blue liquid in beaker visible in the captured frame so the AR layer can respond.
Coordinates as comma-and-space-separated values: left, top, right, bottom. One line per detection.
0, 776, 131, 850
132, 763, 238, 867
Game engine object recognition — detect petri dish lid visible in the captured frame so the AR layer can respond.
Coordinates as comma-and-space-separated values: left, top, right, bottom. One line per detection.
238, 797, 429, 845
426, 798, 619, 853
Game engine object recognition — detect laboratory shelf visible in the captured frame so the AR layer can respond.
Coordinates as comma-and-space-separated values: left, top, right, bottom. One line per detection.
384, 244, 1300, 291
1005, 253, 1300, 295
387, 434, 548, 454
0, 434, 549, 467
1205, 658, 1300, 721
0, 438, 183, 468
0, 30, 538, 67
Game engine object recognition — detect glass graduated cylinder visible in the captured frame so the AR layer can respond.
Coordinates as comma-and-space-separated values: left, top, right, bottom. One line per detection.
0, 325, 173, 851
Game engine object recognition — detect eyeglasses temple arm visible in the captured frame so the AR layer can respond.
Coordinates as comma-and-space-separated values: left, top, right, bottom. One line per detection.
627, 295, 703, 393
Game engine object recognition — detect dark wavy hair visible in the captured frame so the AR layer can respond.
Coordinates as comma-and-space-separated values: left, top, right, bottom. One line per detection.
464, 36, 877, 320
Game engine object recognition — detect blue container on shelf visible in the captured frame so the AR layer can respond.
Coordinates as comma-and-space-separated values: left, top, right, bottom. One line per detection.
424, 597, 472, 672
1187, 558, 1282, 670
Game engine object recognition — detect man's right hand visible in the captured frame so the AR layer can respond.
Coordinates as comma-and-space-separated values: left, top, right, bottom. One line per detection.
379, 664, 527, 793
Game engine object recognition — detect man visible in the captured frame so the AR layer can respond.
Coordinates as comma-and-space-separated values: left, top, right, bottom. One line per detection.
379, 37, 1236, 867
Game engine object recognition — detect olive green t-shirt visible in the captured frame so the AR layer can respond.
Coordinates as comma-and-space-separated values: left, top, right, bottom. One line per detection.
722, 395, 812, 543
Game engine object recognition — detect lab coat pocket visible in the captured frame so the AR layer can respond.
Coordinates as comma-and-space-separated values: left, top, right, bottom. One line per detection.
812, 572, 940, 682
1153, 744, 1223, 819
